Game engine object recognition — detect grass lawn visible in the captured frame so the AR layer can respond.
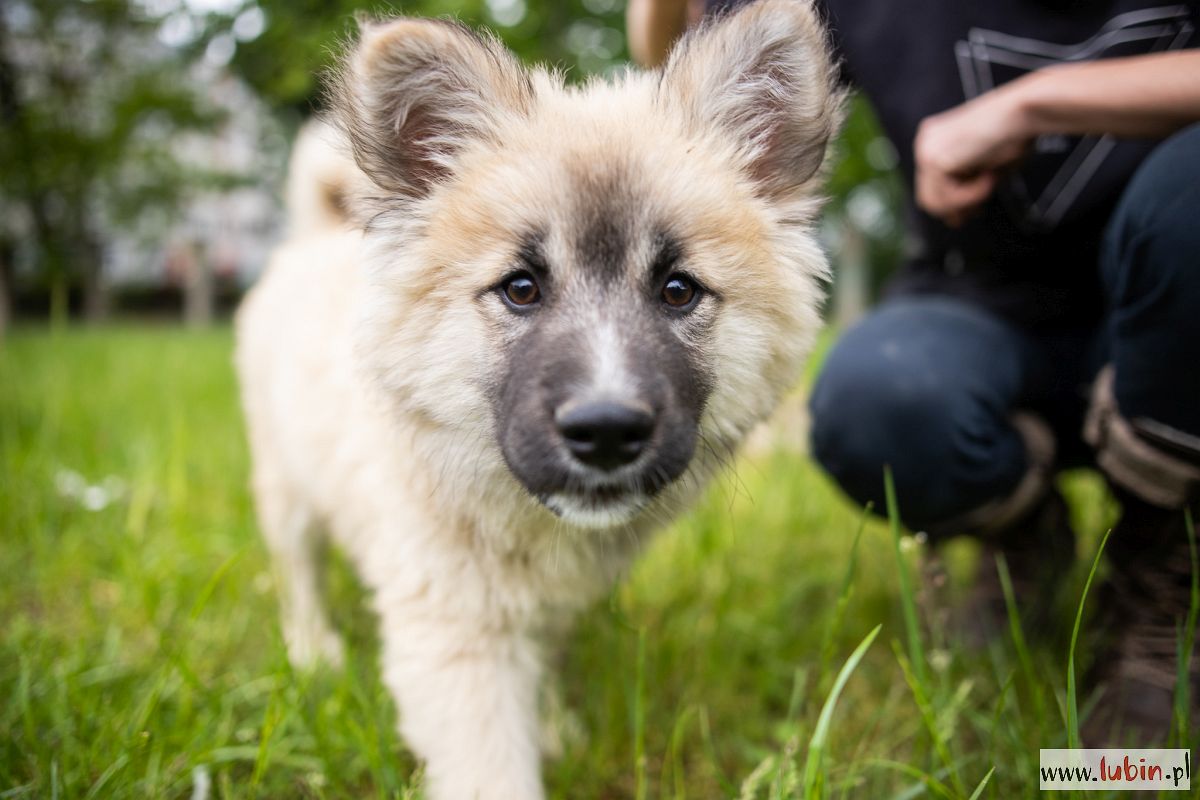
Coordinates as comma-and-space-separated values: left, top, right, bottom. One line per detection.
0, 325, 1186, 798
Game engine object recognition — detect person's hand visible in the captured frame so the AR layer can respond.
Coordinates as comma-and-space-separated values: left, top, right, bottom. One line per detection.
914, 87, 1031, 227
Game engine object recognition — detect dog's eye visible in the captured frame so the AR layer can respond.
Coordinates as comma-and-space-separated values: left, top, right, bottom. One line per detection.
501, 272, 541, 309
661, 274, 699, 311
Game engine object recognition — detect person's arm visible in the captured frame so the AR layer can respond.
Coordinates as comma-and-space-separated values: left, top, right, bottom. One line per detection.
626, 0, 690, 68
915, 50, 1200, 226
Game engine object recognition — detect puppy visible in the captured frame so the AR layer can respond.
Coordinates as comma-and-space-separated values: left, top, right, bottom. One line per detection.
236, 1, 841, 797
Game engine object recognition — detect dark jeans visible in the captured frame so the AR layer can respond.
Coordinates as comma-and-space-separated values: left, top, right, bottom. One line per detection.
809, 123, 1200, 530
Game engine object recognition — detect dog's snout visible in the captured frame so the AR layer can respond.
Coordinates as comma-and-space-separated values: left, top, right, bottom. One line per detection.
556, 401, 654, 471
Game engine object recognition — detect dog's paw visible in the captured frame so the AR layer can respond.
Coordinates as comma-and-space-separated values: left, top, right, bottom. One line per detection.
284, 624, 345, 671
538, 684, 587, 759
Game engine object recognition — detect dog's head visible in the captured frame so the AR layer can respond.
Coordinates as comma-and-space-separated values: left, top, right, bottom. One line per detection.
334, 0, 842, 529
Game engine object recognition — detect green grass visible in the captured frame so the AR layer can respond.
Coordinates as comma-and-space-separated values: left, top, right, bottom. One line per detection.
0, 326, 1185, 798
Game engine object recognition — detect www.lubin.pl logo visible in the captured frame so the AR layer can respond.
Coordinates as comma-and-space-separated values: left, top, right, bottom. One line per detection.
1040, 749, 1192, 791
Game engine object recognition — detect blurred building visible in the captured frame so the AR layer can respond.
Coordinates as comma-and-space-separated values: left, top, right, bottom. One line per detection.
1, 0, 286, 322
105, 66, 286, 321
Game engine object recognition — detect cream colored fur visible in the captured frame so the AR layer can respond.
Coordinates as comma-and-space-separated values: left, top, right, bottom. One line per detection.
236, 2, 841, 797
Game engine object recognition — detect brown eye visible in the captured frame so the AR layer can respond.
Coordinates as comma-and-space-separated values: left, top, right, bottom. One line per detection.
502, 272, 540, 309
661, 274, 699, 310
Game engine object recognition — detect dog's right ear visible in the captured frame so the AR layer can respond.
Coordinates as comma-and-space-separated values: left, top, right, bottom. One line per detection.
332, 18, 533, 200
659, 0, 843, 199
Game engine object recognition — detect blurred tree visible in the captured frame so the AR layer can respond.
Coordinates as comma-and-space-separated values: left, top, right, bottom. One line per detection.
824, 95, 906, 320
0, 0, 901, 324
0, 44, 12, 336
0, 0, 224, 322
0, 244, 9, 337
229, 0, 629, 122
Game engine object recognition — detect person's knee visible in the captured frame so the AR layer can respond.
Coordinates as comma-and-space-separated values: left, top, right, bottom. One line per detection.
1103, 124, 1200, 299
1116, 123, 1200, 221
1101, 124, 1200, 431
809, 298, 1032, 527
809, 344, 960, 522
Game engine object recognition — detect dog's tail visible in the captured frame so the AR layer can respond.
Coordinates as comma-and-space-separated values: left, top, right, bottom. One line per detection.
284, 119, 365, 236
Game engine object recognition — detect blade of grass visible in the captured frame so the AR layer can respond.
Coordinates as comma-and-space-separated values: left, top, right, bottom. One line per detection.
885, 466, 969, 795
769, 668, 811, 800
186, 550, 243, 622
983, 670, 1016, 772
82, 754, 129, 800
769, 733, 801, 800
863, 758, 956, 800
250, 691, 285, 790
801, 623, 881, 800
666, 705, 698, 800
892, 642, 965, 798
739, 756, 778, 800
1067, 526, 1112, 749
1173, 509, 1197, 745
817, 504, 871, 690
965, 765, 995, 800
698, 706, 737, 798
634, 627, 647, 800
884, 467, 928, 689
995, 553, 1045, 720
787, 666, 811, 723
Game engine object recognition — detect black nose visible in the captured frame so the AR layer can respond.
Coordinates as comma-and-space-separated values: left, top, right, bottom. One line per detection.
556, 401, 654, 471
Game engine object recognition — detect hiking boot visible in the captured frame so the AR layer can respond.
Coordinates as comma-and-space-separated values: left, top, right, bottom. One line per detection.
1081, 364, 1200, 745
922, 488, 1075, 648
921, 413, 1074, 646
969, 488, 1076, 644
1082, 491, 1199, 747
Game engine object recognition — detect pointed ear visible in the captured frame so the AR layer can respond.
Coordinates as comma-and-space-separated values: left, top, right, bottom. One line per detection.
331, 17, 533, 199
659, 0, 844, 198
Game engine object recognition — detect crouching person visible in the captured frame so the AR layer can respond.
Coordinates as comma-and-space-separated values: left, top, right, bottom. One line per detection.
630, 0, 1200, 747
812, 122, 1200, 743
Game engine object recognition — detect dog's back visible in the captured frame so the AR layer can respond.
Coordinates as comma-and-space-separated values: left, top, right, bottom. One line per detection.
237, 120, 362, 487
282, 121, 365, 236
234, 123, 377, 666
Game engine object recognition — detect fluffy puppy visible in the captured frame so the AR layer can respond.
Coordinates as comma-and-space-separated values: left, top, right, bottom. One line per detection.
236, 2, 842, 797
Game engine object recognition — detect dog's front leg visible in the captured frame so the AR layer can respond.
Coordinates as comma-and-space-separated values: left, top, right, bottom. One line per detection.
378, 611, 546, 800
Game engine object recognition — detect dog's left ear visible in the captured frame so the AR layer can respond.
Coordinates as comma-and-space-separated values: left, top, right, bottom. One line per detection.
660, 0, 844, 198
332, 17, 533, 199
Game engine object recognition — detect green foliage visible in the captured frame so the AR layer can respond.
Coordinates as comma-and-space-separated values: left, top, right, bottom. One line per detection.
0, 2, 220, 272
825, 96, 906, 296
0, 0, 230, 316
231, 0, 630, 120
